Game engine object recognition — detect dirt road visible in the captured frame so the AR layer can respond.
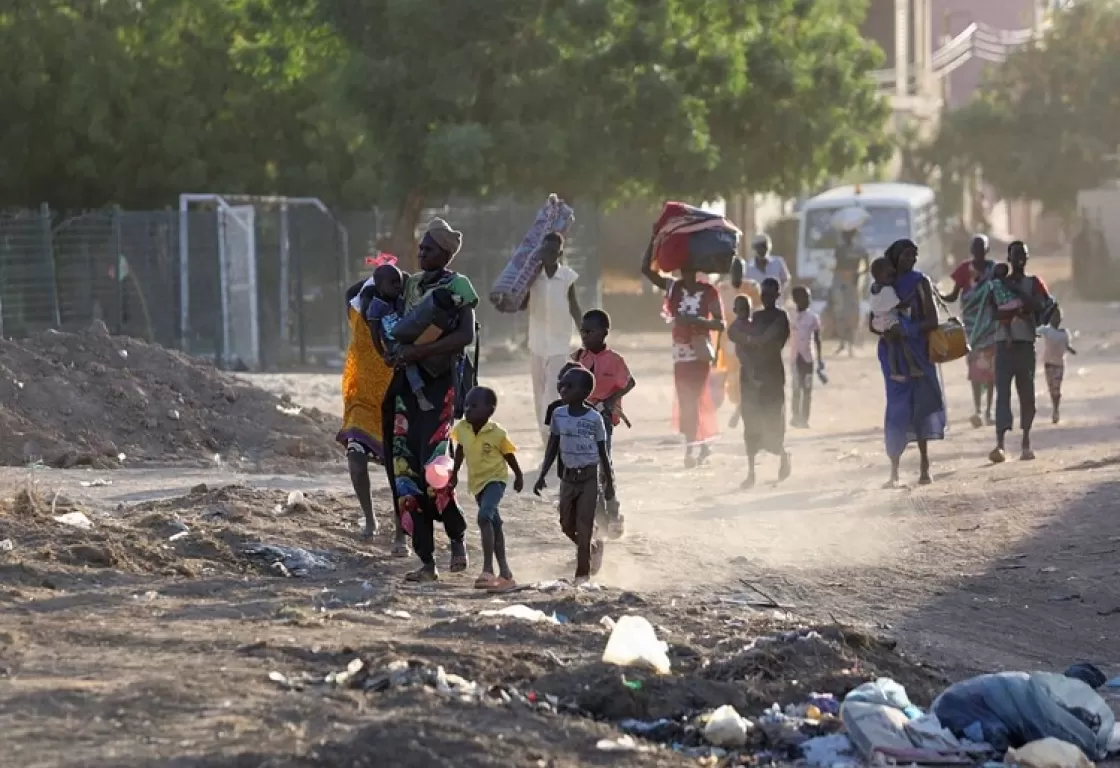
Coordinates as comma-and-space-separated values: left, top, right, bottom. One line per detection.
2, 264, 1119, 766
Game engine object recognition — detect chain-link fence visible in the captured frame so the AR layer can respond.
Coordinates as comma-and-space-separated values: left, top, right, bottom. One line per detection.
0, 200, 604, 368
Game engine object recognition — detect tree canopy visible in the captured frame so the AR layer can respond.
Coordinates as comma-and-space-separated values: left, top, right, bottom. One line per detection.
0, 0, 889, 239
934, 0, 1120, 215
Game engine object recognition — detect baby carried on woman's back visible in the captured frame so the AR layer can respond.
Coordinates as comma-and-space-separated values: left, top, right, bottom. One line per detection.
365, 264, 459, 410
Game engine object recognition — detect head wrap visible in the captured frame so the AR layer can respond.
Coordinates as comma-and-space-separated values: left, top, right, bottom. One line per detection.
885, 238, 917, 269
421, 217, 463, 258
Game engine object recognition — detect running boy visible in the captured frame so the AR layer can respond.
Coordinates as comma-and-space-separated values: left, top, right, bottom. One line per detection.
450, 386, 524, 592
869, 256, 923, 382
1038, 307, 1076, 424
788, 286, 823, 428
571, 309, 635, 539
533, 367, 615, 583
365, 263, 434, 410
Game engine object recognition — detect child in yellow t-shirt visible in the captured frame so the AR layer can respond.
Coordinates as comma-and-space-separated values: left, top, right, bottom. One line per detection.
450, 386, 524, 592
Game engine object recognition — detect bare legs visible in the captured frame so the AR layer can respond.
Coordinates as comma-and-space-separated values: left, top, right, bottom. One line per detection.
347, 451, 378, 538
885, 440, 931, 488
969, 382, 994, 428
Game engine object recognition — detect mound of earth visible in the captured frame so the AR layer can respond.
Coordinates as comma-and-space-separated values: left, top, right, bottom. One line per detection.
0, 484, 372, 585
0, 324, 340, 467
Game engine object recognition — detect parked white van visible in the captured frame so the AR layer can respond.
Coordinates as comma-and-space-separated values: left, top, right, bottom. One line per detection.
796, 183, 944, 308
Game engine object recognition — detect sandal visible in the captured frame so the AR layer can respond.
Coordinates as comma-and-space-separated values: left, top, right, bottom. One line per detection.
487, 576, 518, 593
404, 565, 438, 583
474, 572, 499, 589
449, 540, 469, 573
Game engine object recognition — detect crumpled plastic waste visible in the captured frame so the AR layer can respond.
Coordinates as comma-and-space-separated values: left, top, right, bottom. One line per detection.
1006, 737, 1095, 768
933, 672, 1115, 761
242, 543, 334, 577
54, 511, 94, 530
596, 735, 651, 752
846, 677, 923, 720
801, 733, 858, 767
479, 604, 561, 624
703, 704, 754, 748
601, 615, 671, 674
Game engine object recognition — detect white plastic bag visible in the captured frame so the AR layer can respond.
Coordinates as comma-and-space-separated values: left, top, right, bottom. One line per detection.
1006, 738, 1095, 768
601, 615, 671, 674
479, 604, 559, 624
704, 704, 753, 748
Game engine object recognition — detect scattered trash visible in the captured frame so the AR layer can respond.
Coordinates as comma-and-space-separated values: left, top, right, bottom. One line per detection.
1065, 662, 1107, 690
601, 615, 671, 674
846, 677, 923, 719
242, 544, 334, 577
267, 670, 301, 691
621, 677, 642, 691
276, 404, 302, 416
284, 490, 308, 513
167, 409, 181, 421
168, 531, 189, 542
54, 511, 94, 530
600, 616, 616, 630
801, 733, 857, 767
596, 735, 651, 753
704, 704, 754, 748
933, 672, 1115, 760
118, 349, 128, 359
479, 604, 560, 625
117, 452, 127, 462
0, 539, 13, 552
384, 609, 411, 619
79, 478, 112, 488
1006, 737, 1094, 768
326, 658, 365, 686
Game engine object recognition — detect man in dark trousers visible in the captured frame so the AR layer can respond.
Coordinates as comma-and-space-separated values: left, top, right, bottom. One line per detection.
990, 241, 1055, 464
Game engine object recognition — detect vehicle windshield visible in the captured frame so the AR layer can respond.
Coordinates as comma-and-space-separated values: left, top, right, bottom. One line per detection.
803, 206, 911, 250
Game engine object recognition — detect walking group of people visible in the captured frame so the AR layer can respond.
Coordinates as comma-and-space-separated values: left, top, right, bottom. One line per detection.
338, 220, 631, 589
641, 233, 824, 488
868, 235, 1068, 487
335, 217, 1073, 588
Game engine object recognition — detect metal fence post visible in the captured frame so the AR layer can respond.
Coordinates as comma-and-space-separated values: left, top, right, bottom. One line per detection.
41, 203, 61, 327
112, 206, 124, 333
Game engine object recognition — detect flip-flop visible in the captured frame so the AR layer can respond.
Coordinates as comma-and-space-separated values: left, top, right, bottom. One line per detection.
474, 573, 499, 589
487, 577, 519, 593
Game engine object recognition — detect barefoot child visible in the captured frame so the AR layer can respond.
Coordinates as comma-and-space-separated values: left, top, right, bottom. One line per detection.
788, 286, 823, 429
534, 367, 615, 583
1038, 307, 1076, 424
869, 257, 924, 382
571, 309, 635, 538
450, 386, 524, 591
365, 264, 435, 411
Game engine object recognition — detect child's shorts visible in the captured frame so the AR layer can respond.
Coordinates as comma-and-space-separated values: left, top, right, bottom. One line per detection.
1044, 363, 1064, 400
475, 481, 506, 526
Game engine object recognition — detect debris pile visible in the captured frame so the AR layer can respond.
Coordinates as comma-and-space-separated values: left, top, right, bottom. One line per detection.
0, 325, 339, 467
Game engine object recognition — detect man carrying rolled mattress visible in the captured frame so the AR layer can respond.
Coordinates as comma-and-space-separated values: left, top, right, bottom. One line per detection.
525, 232, 583, 444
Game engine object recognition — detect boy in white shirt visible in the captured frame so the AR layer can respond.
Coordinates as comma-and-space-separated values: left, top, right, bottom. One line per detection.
1038, 307, 1077, 423
788, 286, 823, 428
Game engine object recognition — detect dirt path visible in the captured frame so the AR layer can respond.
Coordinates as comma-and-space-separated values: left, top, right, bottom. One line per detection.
3, 262, 1120, 765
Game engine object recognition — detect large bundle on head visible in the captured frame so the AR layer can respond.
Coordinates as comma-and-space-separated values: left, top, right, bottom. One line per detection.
646, 202, 742, 275
489, 194, 575, 313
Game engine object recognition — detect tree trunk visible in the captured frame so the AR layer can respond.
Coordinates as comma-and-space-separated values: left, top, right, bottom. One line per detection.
387, 190, 426, 272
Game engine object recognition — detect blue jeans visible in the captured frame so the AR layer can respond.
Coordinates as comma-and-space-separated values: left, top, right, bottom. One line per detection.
475, 481, 506, 528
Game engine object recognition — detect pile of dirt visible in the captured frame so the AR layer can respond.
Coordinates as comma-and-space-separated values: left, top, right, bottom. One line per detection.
0, 484, 371, 584
0, 324, 340, 467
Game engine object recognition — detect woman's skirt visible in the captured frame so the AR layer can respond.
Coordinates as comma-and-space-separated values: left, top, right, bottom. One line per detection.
673, 360, 718, 446
740, 368, 786, 456
382, 368, 461, 523
337, 307, 393, 461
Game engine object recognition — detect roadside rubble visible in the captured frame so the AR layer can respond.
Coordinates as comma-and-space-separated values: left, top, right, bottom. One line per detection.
259, 602, 1120, 767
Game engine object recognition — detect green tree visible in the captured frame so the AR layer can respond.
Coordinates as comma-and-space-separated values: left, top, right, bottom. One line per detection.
936, 0, 1120, 215
313, 0, 889, 257
0, 0, 351, 208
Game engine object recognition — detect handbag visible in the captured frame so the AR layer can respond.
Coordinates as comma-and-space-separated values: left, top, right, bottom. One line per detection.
929, 288, 970, 364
